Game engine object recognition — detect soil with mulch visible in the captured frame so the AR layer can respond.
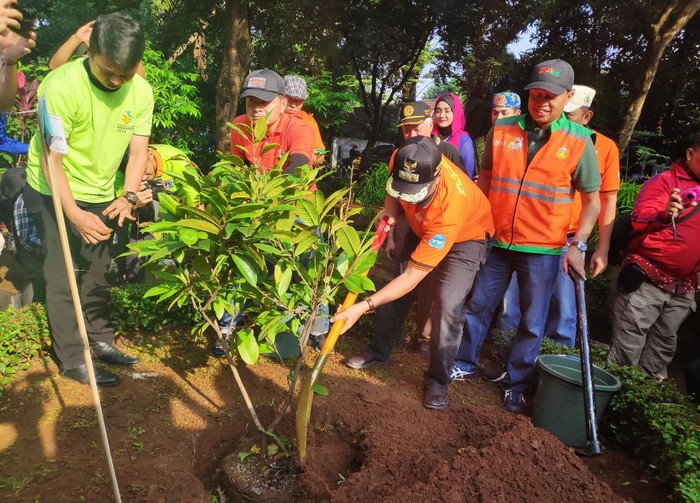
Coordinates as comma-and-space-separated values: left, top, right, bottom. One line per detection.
0, 253, 676, 502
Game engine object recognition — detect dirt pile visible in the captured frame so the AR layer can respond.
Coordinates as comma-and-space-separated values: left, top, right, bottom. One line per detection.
302, 383, 626, 503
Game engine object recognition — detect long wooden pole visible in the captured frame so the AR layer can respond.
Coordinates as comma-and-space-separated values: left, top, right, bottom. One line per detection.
39, 103, 122, 502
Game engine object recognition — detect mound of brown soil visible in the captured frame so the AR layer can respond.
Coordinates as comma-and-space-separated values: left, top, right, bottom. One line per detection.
301, 376, 626, 503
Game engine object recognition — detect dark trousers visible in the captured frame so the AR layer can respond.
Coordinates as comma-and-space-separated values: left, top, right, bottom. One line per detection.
368, 215, 430, 355
23, 185, 116, 370
369, 239, 489, 384
15, 247, 45, 304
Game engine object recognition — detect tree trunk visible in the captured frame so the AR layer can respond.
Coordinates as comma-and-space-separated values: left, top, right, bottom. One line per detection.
215, 0, 251, 154
617, 1, 700, 152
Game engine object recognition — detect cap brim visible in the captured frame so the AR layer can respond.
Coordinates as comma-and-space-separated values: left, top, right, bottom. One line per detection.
397, 118, 426, 127
385, 176, 435, 203
563, 100, 583, 113
524, 81, 570, 96
241, 88, 281, 101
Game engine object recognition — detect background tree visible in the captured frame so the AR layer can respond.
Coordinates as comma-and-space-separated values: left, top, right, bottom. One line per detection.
334, 0, 437, 171
616, 0, 700, 151
529, 0, 700, 152
435, 0, 534, 138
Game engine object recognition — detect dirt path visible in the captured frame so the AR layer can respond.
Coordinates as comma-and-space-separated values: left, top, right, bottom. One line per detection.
0, 321, 671, 502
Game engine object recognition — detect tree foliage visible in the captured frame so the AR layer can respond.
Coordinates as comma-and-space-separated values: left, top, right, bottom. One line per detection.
129, 119, 381, 445
528, 0, 700, 151
435, 0, 535, 137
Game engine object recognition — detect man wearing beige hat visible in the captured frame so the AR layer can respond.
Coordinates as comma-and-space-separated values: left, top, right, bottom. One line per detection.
377, 101, 466, 358
543, 85, 620, 347
283, 75, 326, 165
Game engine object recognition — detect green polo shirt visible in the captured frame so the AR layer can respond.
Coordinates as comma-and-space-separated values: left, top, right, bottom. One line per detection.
26, 58, 154, 203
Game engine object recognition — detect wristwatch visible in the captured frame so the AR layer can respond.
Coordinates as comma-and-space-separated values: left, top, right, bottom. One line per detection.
571, 241, 588, 253
122, 191, 138, 205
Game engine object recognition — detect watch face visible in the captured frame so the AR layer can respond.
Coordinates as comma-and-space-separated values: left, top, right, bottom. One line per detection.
125, 192, 138, 204
576, 241, 588, 252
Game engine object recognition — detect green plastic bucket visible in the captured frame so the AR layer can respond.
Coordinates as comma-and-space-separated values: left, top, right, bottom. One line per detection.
532, 354, 621, 448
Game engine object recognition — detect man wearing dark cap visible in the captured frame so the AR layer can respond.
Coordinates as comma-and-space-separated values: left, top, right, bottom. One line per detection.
384, 101, 466, 357
229, 69, 314, 173
334, 136, 494, 410
452, 59, 601, 413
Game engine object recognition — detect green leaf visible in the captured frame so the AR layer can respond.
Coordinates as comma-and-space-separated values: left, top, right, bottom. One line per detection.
343, 273, 366, 293
312, 383, 329, 396
178, 228, 199, 246
335, 225, 361, 255
253, 114, 268, 141
231, 254, 258, 285
297, 198, 320, 227
191, 256, 210, 276
157, 192, 181, 216
277, 267, 293, 297
236, 329, 259, 364
176, 219, 219, 235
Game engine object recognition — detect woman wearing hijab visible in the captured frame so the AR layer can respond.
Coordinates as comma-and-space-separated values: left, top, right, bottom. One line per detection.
432, 93, 476, 179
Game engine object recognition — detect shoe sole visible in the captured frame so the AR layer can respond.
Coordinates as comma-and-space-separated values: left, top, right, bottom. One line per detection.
451, 374, 476, 382
345, 359, 388, 370
484, 372, 507, 382
504, 404, 526, 414
423, 400, 448, 410
60, 373, 120, 387
97, 359, 141, 366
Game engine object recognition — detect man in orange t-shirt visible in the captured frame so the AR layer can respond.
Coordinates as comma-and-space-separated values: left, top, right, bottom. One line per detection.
334, 136, 494, 410
543, 85, 620, 347
229, 69, 314, 173
283, 75, 325, 165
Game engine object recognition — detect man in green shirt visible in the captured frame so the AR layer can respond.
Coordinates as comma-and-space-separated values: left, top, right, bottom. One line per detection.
23, 12, 154, 386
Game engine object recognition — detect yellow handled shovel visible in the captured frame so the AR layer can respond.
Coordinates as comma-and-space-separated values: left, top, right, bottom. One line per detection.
296, 215, 391, 463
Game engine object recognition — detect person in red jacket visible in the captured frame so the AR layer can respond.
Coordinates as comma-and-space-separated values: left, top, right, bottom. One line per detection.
608, 130, 700, 379
229, 69, 314, 173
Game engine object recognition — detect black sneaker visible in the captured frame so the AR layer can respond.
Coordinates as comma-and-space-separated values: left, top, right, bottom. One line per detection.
483, 362, 507, 382
308, 333, 333, 352
503, 388, 527, 414
211, 327, 232, 358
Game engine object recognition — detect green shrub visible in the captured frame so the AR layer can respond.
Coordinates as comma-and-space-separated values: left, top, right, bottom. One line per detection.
110, 283, 201, 333
537, 339, 700, 501
0, 304, 50, 391
0, 284, 201, 393
603, 364, 700, 502
354, 162, 389, 218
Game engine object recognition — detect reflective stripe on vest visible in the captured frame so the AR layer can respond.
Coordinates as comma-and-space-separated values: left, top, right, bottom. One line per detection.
490, 119, 590, 253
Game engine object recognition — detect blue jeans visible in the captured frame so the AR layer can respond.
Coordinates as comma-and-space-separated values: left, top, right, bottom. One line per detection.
455, 246, 560, 392
220, 304, 244, 334
495, 274, 519, 332
543, 238, 577, 347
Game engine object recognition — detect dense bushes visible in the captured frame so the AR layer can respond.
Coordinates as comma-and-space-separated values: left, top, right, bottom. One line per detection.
0, 283, 201, 394
538, 338, 700, 502
0, 304, 49, 390
110, 283, 201, 333
353, 162, 389, 218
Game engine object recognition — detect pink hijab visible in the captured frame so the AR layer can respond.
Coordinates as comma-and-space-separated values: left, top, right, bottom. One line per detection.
432, 93, 471, 149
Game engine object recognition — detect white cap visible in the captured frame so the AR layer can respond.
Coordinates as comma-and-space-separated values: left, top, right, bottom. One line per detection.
564, 85, 596, 113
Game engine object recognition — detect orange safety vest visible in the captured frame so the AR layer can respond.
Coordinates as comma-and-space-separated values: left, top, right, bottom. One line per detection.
489, 115, 592, 254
